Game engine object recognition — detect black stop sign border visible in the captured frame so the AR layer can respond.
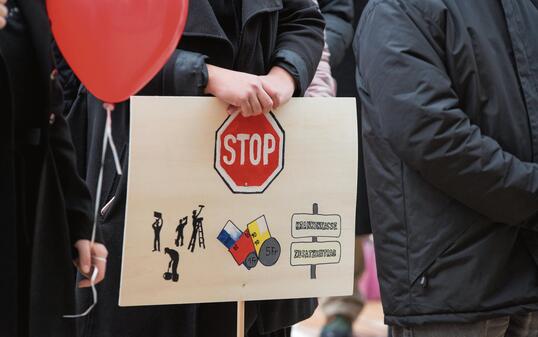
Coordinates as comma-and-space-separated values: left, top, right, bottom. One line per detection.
214, 111, 286, 194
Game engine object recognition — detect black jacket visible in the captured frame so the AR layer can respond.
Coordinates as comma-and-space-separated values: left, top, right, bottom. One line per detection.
0, 1, 93, 336
318, 0, 354, 68
65, 1, 324, 337
355, 0, 538, 326
331, 0, 371, 235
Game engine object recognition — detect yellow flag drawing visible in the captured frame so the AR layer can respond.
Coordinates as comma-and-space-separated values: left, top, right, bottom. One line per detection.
247, 215, 272, 255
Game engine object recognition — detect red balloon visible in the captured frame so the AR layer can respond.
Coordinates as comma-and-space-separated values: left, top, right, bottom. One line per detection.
48, 0, 189, 103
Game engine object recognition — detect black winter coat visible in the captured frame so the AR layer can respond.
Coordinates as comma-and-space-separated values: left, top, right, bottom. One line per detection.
65, 1, 324, 337
331, 0, 371, 235
0, 1, 93, 336
317, 0, 354, 68
355, 0, 538, 326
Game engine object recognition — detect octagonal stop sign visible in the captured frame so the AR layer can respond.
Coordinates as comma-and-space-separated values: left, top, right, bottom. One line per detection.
215, 112, 285, 193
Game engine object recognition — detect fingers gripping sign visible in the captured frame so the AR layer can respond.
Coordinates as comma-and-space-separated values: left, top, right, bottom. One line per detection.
205, 65, 274, 117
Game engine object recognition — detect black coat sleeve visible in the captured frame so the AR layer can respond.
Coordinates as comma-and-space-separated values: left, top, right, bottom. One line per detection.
318, 0, 354, 67
52, 41, 81, 115
135, 49, 208, 96
271, 0, 325, 96
49, 81, 95, 244
355, 1, 538, 227
160, 50, 208, 96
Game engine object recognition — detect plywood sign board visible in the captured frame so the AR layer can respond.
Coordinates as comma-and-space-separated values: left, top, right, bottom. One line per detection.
120, 96, 358, 306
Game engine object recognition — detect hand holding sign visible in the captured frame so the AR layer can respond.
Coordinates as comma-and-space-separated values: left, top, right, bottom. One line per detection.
260, 66, 296, 108
205, 65, 274, 117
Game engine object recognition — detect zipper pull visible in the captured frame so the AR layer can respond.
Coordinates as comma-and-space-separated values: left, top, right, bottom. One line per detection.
420, 275, 428, 288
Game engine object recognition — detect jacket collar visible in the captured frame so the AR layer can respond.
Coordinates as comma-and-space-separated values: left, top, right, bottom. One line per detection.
183, 0, 283, 40
241, 0, 283, 27
183, 0, 227, 40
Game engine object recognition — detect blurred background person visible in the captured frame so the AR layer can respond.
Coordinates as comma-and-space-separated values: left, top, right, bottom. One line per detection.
0, 1, 107, 337
304, 1, 372, 337
0, 0, 6, 28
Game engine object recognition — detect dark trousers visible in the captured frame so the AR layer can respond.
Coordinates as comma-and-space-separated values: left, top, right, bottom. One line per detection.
153, 235, 160, 251
248, 327, 291, 337
392, 312, 538, 337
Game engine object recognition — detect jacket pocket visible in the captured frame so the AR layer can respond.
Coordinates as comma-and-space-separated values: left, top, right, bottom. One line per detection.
410, 217, 486, 289
100, 143, 127, 219
401, 165, 485, 287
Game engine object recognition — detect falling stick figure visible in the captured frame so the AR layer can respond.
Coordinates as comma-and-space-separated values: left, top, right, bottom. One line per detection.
152, 211, 163, 252
175, 216, 188, 247
163, 248, 180, 282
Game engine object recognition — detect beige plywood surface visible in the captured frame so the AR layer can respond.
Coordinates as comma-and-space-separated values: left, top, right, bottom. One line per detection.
120, 96, 358, 306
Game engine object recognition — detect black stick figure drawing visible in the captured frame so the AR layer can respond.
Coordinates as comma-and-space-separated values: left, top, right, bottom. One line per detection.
175, 216, 188, 247
187, 205, 206, 252
152, 211, 163, 252
163, 247, 179, 282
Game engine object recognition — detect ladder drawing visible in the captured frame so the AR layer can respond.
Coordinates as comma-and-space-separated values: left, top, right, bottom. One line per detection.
198, 222, 205, 249
188, 205, 206, 252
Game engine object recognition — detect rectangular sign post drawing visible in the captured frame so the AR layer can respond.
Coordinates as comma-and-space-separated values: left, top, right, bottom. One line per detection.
290, 241, 341, 266
292, 210, 341, 239
291, 203, 342, 279
120, 97, 358, 306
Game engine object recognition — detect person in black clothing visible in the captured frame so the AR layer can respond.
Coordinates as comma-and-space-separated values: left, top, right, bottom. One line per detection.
0, 1, 107, 337
60, 1, 324, 337
305, 2, 371, 337
356, 0, 538, 336
331, 0, 371, 238
175, 216, 188, 247
163, 248, 180, 282
151, 212, 163, 252
188, 207, 205, 252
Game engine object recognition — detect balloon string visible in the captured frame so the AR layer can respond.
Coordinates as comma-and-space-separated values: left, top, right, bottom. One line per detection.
63, 267, 99, 318
104, 104, 123, 175
63, 102, 122, 319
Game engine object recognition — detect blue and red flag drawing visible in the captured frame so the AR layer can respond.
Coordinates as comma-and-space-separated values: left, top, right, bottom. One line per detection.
217, 216, 281, 270
217, 221, 242, 249
229, 230, 256, 265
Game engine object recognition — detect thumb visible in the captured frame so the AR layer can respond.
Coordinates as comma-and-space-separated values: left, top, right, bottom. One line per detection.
260, 79, 280, 108
227, 104, 240, 115
75, 240, 92, 275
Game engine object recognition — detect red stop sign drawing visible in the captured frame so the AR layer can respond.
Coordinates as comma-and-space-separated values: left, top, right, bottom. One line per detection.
215, 112, 285, 193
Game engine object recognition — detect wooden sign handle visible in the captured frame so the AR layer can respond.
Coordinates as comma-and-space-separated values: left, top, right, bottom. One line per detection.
237, 301, 245, 337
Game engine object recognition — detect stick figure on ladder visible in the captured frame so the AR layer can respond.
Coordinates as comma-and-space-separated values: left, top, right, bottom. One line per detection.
188, 205, 206, 252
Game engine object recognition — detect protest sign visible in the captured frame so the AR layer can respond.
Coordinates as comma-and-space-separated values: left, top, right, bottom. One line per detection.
120, 97, 358, 306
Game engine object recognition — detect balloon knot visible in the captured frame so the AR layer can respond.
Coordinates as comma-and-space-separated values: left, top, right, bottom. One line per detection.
103, 103, 115, 112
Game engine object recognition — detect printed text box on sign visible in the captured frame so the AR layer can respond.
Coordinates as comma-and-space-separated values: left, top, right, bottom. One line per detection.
291, 213, 341, 238
290, 241, 341, 266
